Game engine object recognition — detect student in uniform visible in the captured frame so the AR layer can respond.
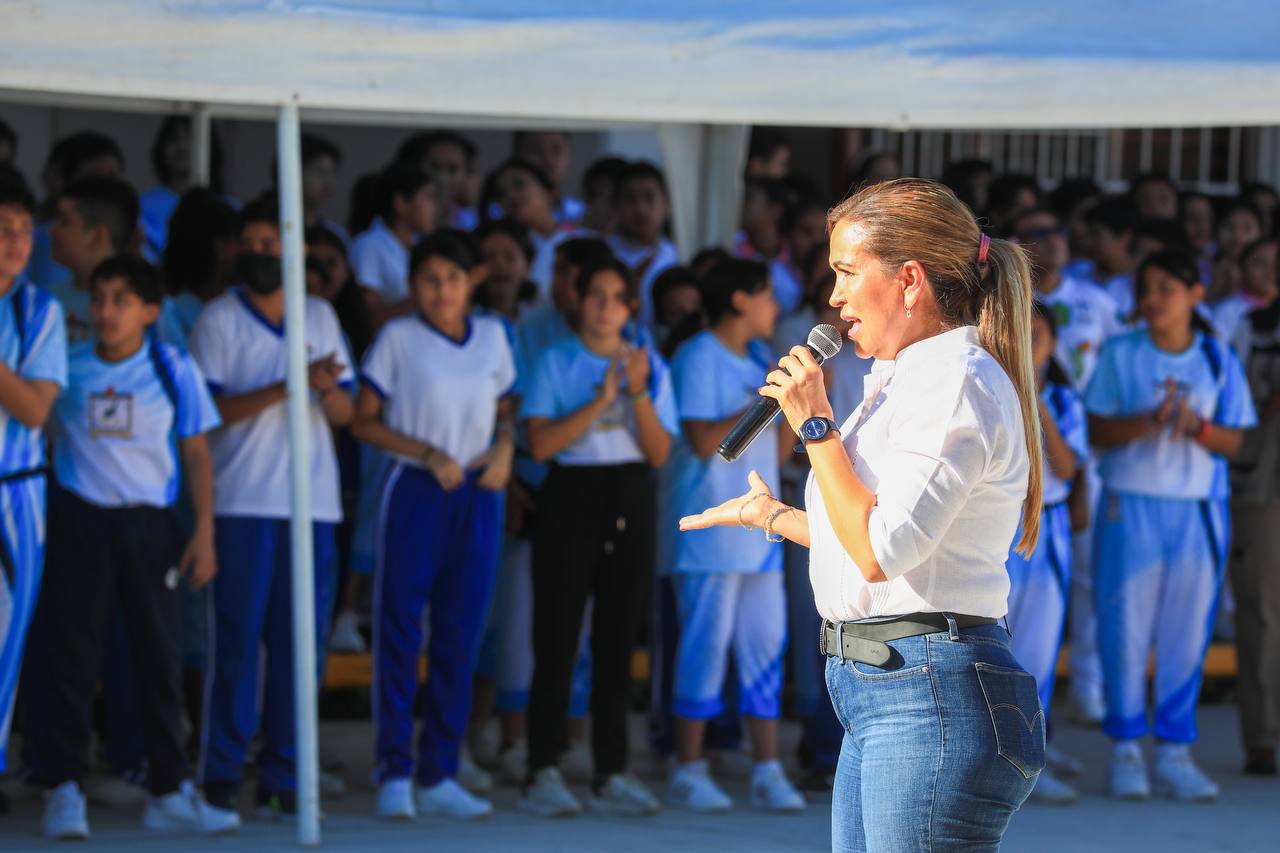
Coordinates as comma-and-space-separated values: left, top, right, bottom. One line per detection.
38, 255, 235, 839
48, 176, 140, 344
350, 163, 437, 325
139, 116, 197, 261
607, 162, 679, 330
189, 195, 354, 817
579, 157, 628, 236
161, 188, 240, 347
475, 237, 615, 786
1083, 196, 1141, 326
1010, 206, 1122, 725
1086, 250, 1256, 802
519, 258, 677, 818
396, 131, 480, 231
0, 176, 67, 803
26, 131, 126, 290
1006, 300, 1089, 804
650, 266, 703, 357
735, 177, 803, 316
352, 230, 516, 821
665, 258, 805, 814
295, 134, 347, 245
1208, 201, 1264, 303
481, 159, 572, 301
1212, 237, 1278, 362
474, 218, 538, 324
513, 131, 584, 226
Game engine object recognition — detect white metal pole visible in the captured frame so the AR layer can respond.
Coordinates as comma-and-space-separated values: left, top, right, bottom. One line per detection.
277, 98, 321, 848
192, 104, 212, 187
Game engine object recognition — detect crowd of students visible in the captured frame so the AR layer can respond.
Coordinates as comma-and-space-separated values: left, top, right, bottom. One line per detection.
0, 116, 1278, 840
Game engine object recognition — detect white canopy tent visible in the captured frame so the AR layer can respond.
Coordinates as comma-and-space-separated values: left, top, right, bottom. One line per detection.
4, 1, 1279, 845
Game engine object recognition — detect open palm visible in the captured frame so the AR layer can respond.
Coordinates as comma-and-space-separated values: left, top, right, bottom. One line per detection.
679, 470, 774, 531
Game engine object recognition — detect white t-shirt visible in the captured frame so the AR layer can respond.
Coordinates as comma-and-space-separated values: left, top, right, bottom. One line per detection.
188, 289, 354, 521
361, 314, 516, 470
1210, 292, 1267, 364
1084, 329, 1257, 501
350, 218, 411, 303
520, 336, 679, 466
52, 341, 221, 508
807, 326, 1030, 622
1039, 273, 1122, 389
667, 331, 781, 574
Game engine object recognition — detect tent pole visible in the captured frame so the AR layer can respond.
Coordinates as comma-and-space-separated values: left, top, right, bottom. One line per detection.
277, 97, 322, 849
192, 104, 212, 187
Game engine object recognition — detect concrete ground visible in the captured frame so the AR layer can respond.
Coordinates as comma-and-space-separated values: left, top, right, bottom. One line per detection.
1, 704, 1276, 852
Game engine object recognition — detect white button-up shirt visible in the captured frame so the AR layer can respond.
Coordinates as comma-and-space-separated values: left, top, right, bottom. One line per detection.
806, 325, 1029, 622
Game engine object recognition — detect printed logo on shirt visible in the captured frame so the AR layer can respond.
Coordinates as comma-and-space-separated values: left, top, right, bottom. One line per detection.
89, 387, 133, 438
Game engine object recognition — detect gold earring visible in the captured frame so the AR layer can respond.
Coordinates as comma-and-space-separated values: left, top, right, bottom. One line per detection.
906, 308, 913, 319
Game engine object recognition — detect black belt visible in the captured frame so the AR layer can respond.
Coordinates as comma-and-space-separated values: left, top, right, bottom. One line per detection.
820, 613, 1000, 666
0, 466, 47, 484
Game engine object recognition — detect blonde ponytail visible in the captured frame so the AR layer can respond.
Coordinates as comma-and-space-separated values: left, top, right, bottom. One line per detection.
978, 238, 1043, 556
828, 178, 1044, 555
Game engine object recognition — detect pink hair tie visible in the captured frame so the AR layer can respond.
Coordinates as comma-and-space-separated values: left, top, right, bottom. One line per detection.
977, 233, 991, 265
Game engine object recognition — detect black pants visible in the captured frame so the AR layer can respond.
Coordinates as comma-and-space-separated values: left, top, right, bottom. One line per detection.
38, 487, 187, 796
526, 463, 654, 786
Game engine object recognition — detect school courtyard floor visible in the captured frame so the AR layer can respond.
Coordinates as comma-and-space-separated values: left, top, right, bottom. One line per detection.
1, 704, 1276, 852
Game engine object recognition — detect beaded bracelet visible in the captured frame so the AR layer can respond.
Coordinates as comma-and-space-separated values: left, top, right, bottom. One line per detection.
764, 505, 792, 542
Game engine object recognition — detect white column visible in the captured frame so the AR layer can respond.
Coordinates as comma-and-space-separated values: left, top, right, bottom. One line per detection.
276, 98, 321, 848
699, 124, 749, 250
655, 123, 704, 260
192, 104, 213, 187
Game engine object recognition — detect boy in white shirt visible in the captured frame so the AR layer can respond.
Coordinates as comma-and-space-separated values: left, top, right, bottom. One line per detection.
189, 195, 354, 817
606, 162, 679, 330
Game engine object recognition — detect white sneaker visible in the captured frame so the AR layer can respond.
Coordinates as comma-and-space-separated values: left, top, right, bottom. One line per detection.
85, 773, 148, 806
1109, 742, 1151, 800
415, 778, 493, 820
1154, 745, 1219, 802
498, 739, 528, 786
143, 780, 241, 834
560, 740, 594, 784
587, 773, 660, 816
667, 760, 733, 813
750, 760, 806, 813
458, 747, 493, 794
43, 781, 89, 840
328, 610, 367, 654
1029, 768, 1079, 805
518, 767, 583, 817
376, 778, 415, 821
1046, 744, 1084, 778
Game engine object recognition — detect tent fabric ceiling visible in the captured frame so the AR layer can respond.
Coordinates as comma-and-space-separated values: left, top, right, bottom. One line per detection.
2, 1, 1277, 128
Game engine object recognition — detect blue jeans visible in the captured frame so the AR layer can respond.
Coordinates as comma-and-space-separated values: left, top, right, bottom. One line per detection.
824, 620, 1042, 852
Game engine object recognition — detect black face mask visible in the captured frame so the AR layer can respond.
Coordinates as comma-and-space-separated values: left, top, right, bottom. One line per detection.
237, 251, 282, 295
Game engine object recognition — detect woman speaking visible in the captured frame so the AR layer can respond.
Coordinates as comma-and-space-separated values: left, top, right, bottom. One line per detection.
681, 178, 1045, 852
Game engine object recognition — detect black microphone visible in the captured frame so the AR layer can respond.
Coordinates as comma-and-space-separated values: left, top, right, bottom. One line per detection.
717, 324, 844, 463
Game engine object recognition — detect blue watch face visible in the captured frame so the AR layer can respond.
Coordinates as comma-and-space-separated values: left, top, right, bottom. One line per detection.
801, 418, 829, 441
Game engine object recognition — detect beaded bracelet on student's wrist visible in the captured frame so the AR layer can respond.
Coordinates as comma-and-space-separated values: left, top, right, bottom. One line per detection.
629, 388, 650, 403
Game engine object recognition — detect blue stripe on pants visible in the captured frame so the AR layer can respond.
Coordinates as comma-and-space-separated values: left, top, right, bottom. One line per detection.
199, 516, 335, 792
373, 465, 503, 787
0, 475, 45, 773
1006, 502, 1072, 717
1093, 492, 1227, 743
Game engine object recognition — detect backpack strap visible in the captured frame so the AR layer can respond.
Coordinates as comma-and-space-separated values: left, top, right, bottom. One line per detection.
11, 284, 27, 366
1199, 333, 1225, 420
148, 339, 182, 423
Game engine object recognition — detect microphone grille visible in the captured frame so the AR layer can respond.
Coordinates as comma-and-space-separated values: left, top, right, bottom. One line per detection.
808, 324, 843, 360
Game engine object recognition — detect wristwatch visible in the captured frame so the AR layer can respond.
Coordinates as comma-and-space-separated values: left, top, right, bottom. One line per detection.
798, 416, 840, 445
